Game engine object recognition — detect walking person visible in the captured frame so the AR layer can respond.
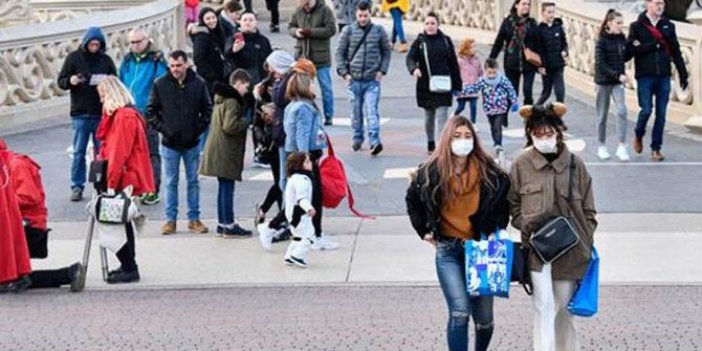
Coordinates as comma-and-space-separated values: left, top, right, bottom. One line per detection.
508, 103, 597, 351
282, 152, 318, 268
535, 2, 568, 105
462, 59, 518, 160
288, 0, 337, 126
284, 70, 339, 250
381, 0, 409, 53
333, 0, 361, 33
595, 9, 632, 161
265, 0, 282, 32
95, 76, 156, 284
119, 28, 168, 205
57, 26, 117, 202
336, 1, 392, 156
146, 51, 213, 235
405, 116, 511, 351
406, 12, 461, 154
199, 70, 254, 237
489, 0, 539, 106
454, 38, 483, 124
627, 0, 689, 161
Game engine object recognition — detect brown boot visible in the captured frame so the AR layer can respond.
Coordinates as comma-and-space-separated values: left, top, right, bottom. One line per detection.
651, 150, 665, 162
161, 221, 176, 235
633, 136, 643, 154
188, 220, 209, 234
398, 42, 409, 53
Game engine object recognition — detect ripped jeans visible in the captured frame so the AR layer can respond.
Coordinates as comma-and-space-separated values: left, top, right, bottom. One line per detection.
436, 237, 494, 351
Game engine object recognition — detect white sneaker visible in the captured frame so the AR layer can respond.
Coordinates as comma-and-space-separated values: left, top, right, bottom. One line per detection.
495, 146, 505, 166
615, 144, 630, 161
257, 223, 275, 251
597, 146, 611, 160
311, 234, 339, 251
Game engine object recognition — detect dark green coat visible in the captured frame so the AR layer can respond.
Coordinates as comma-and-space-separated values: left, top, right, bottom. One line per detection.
199, 83, 249, 181
288, 1, 337, 66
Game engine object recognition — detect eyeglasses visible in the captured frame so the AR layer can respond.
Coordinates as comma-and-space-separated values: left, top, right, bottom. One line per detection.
129, 38, 146, 44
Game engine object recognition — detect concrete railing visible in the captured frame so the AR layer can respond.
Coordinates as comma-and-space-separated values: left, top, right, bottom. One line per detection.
0, 0, 185, 128
384, 0, 701, 124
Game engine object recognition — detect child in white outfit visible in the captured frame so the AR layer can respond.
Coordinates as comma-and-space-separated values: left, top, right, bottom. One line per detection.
283, 152, 317, 268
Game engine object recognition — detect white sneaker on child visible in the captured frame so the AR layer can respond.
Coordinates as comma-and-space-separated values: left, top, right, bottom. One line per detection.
615, 144, 630, 161
311, 234, 339, 251
257, 223, 275, 251
597, 146, 611, 160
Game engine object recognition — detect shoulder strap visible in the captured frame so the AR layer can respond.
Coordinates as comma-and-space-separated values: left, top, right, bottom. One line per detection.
349, 24, 373, 64
568, 153, 575, 202
422, 38, 432, 77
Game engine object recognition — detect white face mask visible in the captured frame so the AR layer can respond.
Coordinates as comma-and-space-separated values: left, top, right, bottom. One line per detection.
532, 135, 558, 154
451, 138, 474, 157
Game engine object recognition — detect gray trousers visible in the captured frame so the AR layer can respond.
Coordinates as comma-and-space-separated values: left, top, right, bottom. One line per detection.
423, 106, 449, 143
595, 84, 627, 144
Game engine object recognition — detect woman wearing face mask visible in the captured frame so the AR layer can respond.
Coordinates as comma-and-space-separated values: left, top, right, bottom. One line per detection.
508, 103, 597, 351
405, 116, 510, 351
406, 12, 462, 154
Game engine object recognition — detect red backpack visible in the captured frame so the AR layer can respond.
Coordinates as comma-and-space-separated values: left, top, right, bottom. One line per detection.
319, 134, 374, 219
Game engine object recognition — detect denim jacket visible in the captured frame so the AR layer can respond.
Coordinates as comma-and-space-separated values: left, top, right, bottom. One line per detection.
283, 100, 327, 153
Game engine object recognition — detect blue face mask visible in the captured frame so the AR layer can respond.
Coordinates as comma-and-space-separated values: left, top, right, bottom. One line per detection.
484, 76, 499, 86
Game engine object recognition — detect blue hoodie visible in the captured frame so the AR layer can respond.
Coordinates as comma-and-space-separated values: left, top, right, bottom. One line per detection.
81, 27, 107, 53
119, 43, 168, 114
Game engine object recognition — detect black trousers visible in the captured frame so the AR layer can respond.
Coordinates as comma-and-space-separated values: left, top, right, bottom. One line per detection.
29, 267, 71, 289
261, 147, 282, 212
506, 69, 536, 106
309, 150, 324, 238
116, 223, 137, 272
265, 0, 280, 26
244, 0, 253, 12
537, 67, 565, 105
487, 113, 507, 147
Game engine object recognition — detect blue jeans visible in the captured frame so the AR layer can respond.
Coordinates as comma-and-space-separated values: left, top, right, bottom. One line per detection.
635, 76, 670, 151
70, 116, 101, 190
348, 79, 382, 147
198, 126, 210, 154
161, 145, 201, 221
455, 97, 478, 124
316, 65, 335, 122
436, 237, 494, 351
217, 178, 235, 225
390, 8, 406, 43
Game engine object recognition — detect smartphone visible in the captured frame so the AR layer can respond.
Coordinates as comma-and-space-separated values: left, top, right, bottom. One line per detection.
234, 32, 244, 43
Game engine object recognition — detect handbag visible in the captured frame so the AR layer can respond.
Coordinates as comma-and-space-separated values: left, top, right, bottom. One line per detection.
24, 225, 49, 259
88, 159, 108, 193
94, 191, 133, 224
510, 242, 533, 295
524, 47, 542, 67
568, 247, 599, 317
529, 154, 580, 263
422, 39, 452, 93
464, 231, 513, 298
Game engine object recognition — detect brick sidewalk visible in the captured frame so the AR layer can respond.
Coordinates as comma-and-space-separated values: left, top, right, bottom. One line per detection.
2, 285, 700, 350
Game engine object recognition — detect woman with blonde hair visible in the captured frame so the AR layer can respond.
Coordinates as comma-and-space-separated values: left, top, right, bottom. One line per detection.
455, 38, 483, 124
95, 76, 155, 284
405, 116, 510, 351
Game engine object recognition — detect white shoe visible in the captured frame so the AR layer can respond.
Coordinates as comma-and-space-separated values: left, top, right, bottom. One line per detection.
597, 146, 611, 160
311, 234, 339, 251
495, 146, 505, 166
615, 144, 630, 161
257, 223, 275, 251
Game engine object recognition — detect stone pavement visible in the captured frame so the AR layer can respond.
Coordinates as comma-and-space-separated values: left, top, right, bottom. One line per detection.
2, 285, 701, 350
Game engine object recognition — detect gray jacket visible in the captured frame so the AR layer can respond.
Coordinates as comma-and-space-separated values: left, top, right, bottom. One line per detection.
335, 22, 391, 80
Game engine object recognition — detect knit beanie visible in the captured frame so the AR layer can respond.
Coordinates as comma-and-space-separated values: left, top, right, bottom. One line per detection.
265, 50, 295, 75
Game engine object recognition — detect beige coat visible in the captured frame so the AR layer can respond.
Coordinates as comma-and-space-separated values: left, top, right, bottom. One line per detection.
508, 146, 597, 280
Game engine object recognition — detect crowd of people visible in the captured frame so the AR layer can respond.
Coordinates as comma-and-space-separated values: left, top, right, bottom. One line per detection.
1, 0, 689, 349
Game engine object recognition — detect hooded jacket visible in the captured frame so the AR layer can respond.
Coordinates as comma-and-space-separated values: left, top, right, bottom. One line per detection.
0, 141, 48, 231
96, 107, 155, 197
462, 74, 518, 116
190, 23, 227, 87
288, 0, 337, 66
119, 42, 168, 114
57, 27, 117, 117
536, 18, 568, 69
0, 146, 32, 284
146, 69, 213, 150
627, 12, 688, 81
225, 29, 273, 85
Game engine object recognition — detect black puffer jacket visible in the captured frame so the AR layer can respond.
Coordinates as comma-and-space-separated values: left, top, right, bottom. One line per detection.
190, 24, 226, 89
406, 31, 462, 109
595, 32, 630, 85
146, 69, 213, 150
536, 18, 568, 69
225, 30, 273, 85
405, 162, 511, 240
627, 12, 688, 81
489, 15, 540, 72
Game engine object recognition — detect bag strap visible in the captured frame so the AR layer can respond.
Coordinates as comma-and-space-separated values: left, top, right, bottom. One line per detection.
348, 24, 373, 69
568, 153, 575, 203
641, 21, 672, 56
324, 133, 335, 157
422, 39, 433, 78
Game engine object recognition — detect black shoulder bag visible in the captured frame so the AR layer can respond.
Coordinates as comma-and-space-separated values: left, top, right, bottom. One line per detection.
529, 154, 580, 263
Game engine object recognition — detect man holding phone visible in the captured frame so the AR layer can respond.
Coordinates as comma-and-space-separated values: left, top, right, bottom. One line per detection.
58, 26, 117, 202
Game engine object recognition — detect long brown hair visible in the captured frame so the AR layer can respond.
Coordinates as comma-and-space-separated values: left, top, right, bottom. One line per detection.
599, 9, 623, 36
422, 116, 503, 202
285, 71, 315, 101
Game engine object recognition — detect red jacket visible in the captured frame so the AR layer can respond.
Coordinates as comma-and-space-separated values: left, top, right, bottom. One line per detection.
97, 107, 155, 197
7, 153, 48, 230
0, 146, 32, 283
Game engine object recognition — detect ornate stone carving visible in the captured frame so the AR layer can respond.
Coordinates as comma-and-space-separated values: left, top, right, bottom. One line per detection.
0, 0, 32, 27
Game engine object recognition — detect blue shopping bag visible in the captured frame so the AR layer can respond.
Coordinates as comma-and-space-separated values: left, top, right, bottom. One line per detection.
568, 247, 599, 317
464, 230, 514, 298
